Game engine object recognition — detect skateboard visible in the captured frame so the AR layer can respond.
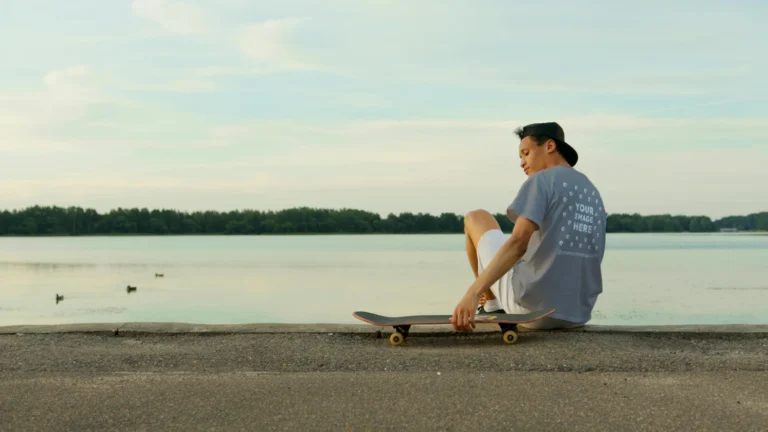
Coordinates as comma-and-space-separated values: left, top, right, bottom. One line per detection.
352, 308, 556, 345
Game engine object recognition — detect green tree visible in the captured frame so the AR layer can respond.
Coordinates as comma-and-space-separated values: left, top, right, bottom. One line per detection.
149, 218, 168, 234
0, 205, 765, 236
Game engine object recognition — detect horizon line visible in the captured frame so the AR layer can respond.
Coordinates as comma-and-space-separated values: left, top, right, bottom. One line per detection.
2, 204, 766, 222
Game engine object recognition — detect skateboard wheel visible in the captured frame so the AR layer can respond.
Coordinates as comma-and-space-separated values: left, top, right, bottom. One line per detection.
503, 330, 518, 345
389, 332, 405, 346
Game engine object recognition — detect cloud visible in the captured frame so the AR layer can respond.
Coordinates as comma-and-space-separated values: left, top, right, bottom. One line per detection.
644, 97, 761, 115
238, 18, 328, 72
131, 0, 206, 35
3, 108, 766, 217
554, 114, 768, 151
201, 114, 768, 155
170, 78, 214, 92
0, 65, 114, 152
1, 174, 275, 211
125, 77, 216, 93
41, 65, 108, 108
0, 65, 211, 153
353, 120, 518, 130
193, 67, 246, 78
191, 115, 768, 192
43, 65, 89, 89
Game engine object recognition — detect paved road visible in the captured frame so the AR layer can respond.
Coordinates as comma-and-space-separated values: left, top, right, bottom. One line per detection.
1, 330, 767, 431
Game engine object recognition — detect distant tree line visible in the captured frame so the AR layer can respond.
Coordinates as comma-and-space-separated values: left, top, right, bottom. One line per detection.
606, 212, 768, 232
0, 206, 766, 236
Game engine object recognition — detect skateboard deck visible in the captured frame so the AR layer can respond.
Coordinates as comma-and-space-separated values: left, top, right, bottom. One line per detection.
353, 308, 555, 345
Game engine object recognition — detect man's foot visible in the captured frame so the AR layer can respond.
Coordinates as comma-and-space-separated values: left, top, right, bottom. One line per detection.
477, 305, 504, 315
477, 296, 504, 315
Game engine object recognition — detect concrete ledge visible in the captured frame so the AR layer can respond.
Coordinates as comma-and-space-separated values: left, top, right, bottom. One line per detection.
1, 322, 767, 335
582, 324, 768, 333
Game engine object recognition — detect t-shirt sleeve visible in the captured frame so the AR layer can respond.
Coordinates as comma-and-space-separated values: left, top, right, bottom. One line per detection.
506, 172, 551, 228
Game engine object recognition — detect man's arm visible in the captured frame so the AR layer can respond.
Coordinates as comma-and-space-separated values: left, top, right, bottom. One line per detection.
451, 216, 539, 331
470, 216, 538, 296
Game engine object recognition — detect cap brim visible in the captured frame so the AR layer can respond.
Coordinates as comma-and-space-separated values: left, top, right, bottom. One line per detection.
556, 140, 578, 167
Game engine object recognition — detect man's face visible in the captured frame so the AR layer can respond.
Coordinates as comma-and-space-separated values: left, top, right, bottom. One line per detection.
519, 136, 554, 176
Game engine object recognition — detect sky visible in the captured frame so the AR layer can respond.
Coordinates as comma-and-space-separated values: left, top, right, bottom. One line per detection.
0, 0, 766, 219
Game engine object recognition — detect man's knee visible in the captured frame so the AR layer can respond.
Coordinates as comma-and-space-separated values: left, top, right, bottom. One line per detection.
464, 209, 500, 240
464, 209, 494, 228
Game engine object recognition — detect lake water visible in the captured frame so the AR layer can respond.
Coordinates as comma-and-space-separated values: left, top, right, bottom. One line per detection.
1, 233, 767, 326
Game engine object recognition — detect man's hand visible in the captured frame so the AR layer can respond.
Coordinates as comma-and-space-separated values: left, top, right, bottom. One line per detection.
450, 216, 538, 332
451, 290, 479, 332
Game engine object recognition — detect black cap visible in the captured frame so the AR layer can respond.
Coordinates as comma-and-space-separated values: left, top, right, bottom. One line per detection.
517, 122, 578, 167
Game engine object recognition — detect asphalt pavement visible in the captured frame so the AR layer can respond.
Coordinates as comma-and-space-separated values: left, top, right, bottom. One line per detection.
1, 326, 767, 431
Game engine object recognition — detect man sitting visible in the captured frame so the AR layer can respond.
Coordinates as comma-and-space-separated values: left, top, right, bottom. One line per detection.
451, 122, 607, 332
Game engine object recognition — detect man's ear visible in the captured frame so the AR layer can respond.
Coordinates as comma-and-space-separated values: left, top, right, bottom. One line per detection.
547, 139, 558, 154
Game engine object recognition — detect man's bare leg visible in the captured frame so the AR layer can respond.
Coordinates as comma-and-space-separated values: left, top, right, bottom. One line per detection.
464, 209, 502, 303
465, 232, 480, 279
465, 232, 492, 306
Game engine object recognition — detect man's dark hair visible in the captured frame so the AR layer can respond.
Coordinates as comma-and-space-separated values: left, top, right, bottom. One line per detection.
514, 126, 552, 146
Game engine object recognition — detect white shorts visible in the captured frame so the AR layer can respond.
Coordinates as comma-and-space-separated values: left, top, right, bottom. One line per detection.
476, 229, 581, 330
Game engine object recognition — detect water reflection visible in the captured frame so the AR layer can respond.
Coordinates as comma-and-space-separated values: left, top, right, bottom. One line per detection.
708, 287, 768, 291
51, 307, 128, 317
0, 234, 766, 326
0, 262, 155, 270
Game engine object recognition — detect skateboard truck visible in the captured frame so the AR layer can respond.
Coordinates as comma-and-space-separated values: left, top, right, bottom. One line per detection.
498, 323, 519, 344
390, 325, 411, 345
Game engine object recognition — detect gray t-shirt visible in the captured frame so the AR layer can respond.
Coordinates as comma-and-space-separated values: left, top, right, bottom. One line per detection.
506, 165, 607, 324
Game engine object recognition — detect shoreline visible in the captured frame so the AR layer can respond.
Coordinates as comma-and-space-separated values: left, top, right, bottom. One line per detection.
3, 322, 768, 334
1, 231, 767, 238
